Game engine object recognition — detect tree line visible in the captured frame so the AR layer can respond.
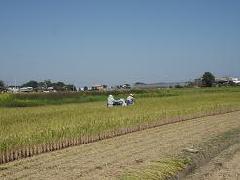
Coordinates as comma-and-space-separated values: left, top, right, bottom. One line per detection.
0, 80, 77, 92
0, 72, 239, 92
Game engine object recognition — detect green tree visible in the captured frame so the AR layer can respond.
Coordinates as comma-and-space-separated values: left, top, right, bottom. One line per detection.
53, 81, 66, 91
65, 84, 77, 91
44, 80, 53, 87
83, 86, 88, 91
22, 80, 38, 88
0, 80, 5, 87
0, 80, 5, 91
202, 72, 215, 87
175, 84, 183, 88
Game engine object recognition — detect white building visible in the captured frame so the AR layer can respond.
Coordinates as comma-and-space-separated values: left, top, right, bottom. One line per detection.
230, 77, 240, 84
20, 87, 33, 92
7, 87, 20, 93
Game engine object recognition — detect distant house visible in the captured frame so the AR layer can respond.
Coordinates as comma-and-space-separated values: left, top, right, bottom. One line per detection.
47, 87, 57, 92
114, 84, 131, 90
215, 77, 229, 85
215, 77, 240, 86
42, 87, 56, 93
121, 84, 131, 89
91, 84, 107, 91
230, 77, 240, 84
20, 87, 33, 92
7, 86, 20, 93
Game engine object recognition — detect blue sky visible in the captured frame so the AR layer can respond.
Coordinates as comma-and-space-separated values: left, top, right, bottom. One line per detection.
0, 0, 240, 86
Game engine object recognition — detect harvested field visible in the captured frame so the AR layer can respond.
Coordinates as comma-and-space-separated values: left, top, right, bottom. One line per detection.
186, 143, 240, 180
1, 111, 240, 179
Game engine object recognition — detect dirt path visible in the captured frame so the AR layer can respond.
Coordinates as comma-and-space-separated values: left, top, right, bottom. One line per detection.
186, 143, 240, 180
1, 112, 240, 180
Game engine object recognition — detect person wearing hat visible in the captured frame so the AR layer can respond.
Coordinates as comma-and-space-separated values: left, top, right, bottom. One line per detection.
126, 93, 135, 105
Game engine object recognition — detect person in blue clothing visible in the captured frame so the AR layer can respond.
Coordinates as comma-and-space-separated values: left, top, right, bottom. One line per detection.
126, 94, 135, 105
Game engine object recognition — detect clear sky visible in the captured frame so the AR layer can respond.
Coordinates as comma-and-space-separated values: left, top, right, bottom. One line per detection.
1, 0, 240, 86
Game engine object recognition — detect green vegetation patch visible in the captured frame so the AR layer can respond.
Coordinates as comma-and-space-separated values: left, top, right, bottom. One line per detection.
0, 93, 107, 107
0, 87, 239, 107
0, 89, 177, 107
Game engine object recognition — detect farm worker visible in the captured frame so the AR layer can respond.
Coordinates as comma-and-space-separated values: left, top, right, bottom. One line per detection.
126, 94, 135, 105
119, 98, 127, 106
107, 94, 115, 107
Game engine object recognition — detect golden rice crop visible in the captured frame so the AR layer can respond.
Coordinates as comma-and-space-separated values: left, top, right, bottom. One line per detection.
0, 88, 240, 154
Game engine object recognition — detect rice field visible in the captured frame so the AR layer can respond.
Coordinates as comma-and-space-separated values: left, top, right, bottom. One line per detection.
0, 87, 240, 156
1, 111, 240, 179
0, 89, 175, 107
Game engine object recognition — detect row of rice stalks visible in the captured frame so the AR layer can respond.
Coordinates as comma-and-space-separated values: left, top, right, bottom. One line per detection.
0, 106, 239, 165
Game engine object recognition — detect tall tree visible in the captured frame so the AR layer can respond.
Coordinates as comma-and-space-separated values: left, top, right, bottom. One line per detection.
53, 81, 66, 91
65, 84, 77, 91
202, 72, 215, 87
22, 80, 38, 88
44, 80, 53, 87
0, 80, 5, 90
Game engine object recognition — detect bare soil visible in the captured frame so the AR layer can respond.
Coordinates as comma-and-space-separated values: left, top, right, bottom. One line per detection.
1, 111, 240, 180
186, 143, 240, 180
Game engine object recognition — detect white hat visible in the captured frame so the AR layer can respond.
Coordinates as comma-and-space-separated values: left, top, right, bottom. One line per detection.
130, 94, 134, 97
